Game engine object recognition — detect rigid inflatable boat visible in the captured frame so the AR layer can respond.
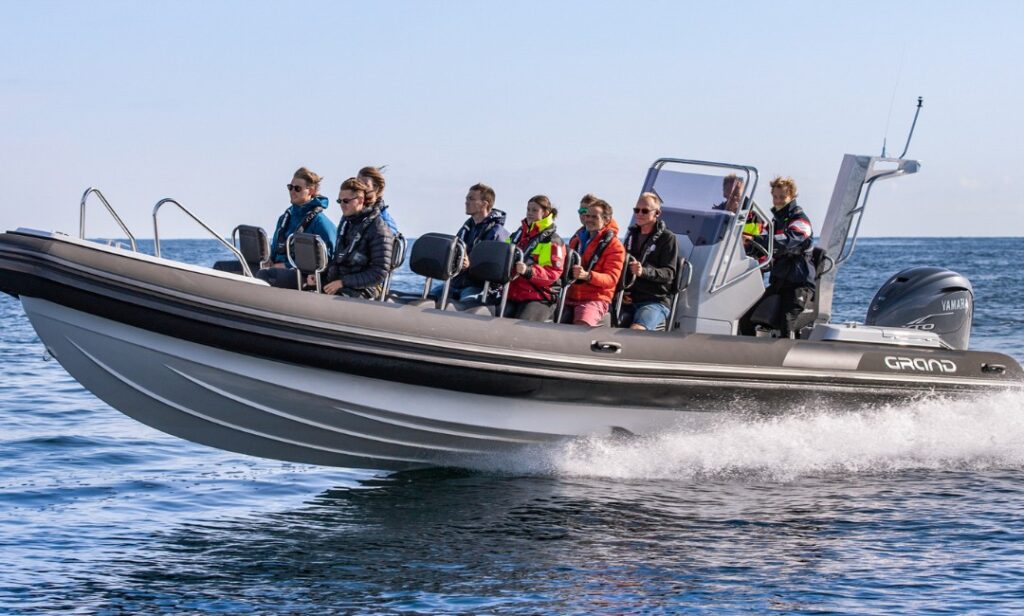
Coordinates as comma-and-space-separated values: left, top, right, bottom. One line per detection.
1, 151, 1021, 471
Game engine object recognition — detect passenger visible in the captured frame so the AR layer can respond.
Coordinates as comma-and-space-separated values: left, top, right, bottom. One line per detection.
256, 167, 337, 288
565, 199, 625, 327
446, 183, 509, 302
619, 192, 679, 331
570, 193, 599, 251
504, 195, 565, 321
715, 173, 765, 261
739, 176, 815, 338
713, 173, 744, 213
357, 166, 400, 235
314, 177, 394, 299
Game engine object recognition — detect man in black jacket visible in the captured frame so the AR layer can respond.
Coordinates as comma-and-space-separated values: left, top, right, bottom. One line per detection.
740, 176, 815, 337
620, 192, 679, 330
314, 177, 394, 300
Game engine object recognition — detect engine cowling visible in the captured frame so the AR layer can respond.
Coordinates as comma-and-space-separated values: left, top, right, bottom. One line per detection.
865, 266, 973, 350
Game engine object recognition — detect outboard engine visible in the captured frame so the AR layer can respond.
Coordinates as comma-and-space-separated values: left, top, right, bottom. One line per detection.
866, 266, 973, 350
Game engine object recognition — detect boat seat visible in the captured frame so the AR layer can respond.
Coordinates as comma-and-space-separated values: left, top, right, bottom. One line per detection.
792, 247, 833, 337
378, 233, 407, 302
610, 249, 635, 327
213, 224, 269, 274
664, 256, 692, 332
286, 232, 329, 293
401, 232, 465, 310
552, 249, 581, 324
455, 240, 517, 317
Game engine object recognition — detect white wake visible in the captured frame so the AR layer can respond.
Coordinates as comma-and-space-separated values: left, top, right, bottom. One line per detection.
478, 390, 1024, 481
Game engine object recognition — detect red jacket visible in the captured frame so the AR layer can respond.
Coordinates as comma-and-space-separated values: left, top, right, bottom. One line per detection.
567, 219, 624, 304
507, 215, 565, 303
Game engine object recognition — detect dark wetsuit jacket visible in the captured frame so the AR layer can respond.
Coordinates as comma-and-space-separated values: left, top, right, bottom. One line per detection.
324, 205, 394, 298
623, 221, 679, 307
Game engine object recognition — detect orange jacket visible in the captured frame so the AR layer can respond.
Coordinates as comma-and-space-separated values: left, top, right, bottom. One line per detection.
567, 219, 624, 304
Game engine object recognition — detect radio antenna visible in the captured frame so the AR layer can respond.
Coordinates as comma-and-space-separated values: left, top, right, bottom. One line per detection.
881, 45, 907, 157
898, 97, 924, 159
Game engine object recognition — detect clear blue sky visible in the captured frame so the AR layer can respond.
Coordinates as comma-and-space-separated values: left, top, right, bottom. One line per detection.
1, 0, 1021, 238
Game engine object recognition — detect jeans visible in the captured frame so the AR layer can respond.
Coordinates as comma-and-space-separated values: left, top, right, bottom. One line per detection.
622, 301, 670, 330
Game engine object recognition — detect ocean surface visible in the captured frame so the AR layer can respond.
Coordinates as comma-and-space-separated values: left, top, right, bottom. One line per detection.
2, 237, 1023, 614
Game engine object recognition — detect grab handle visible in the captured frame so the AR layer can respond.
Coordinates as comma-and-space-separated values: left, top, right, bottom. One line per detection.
590, 340, 622, 354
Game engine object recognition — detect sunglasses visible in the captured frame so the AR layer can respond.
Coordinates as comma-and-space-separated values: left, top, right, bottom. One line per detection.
286, 184, 307, 192
336, 197, 361, 205
633, 207, 658, 214
577, 207, 588, 214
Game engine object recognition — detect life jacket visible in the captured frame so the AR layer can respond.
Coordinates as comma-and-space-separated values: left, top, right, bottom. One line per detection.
271, 204, 326, 262
567, 220, 625, 304
624, 220, 667, 269
331, 207, 381, 270
507, 215, 564, 303
510, 217, 558, 266
570, 230, 616, 271
456, 209, 507, 250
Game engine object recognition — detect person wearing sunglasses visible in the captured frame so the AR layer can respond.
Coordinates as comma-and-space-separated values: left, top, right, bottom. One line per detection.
357, 166, 399, 236
256, 167, 337, 288
503, 195, 565, 320
619, 192, 679, 331
570, 193, 599, 254
315, 177, 394, 299
565, 199, 625, 326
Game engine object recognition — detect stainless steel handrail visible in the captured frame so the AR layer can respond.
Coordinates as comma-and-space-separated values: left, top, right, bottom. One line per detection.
79, 187, 138, 251
837, 170, 900, 266
152, 198, 253, 277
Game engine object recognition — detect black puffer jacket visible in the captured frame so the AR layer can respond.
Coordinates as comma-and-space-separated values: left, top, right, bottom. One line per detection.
324, 205, 394, 298
624, 220, 679, 307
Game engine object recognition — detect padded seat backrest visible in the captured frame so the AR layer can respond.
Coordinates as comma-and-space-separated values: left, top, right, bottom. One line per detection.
235, 225, 270, 265
378, 233, 408, 302
610, 248, 633, 327
288, 233, 328, 274
466, 240, 516, 285
553, 249, 581, 324
410, 233, 462, 281
664, 256, 690, 332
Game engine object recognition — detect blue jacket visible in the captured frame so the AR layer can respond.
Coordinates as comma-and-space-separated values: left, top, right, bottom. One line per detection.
269, 196, 336, 264
374, 200, 400, 236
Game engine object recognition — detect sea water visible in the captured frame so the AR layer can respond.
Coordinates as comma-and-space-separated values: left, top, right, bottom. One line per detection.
1, 238, 1023, 614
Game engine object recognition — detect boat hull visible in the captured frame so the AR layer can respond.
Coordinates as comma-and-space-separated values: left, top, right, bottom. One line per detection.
1, 229, 1022, 470
25, 297, 704, 470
